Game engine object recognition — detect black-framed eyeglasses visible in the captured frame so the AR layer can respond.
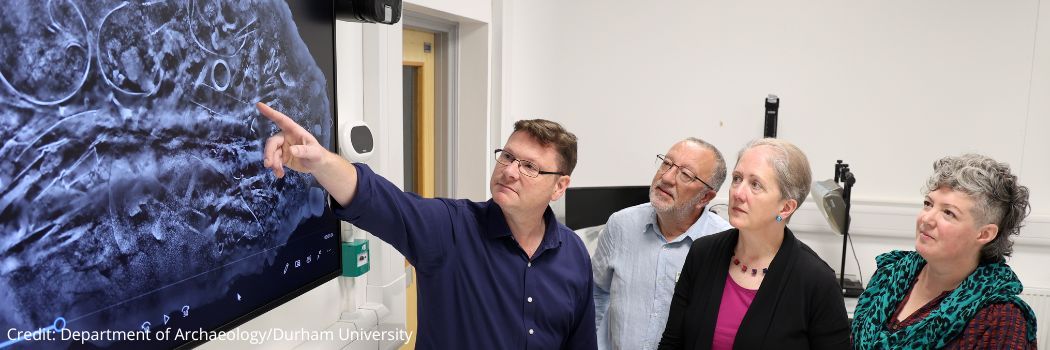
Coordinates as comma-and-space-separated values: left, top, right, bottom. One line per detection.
495, 149, 566, 178
656, 154, 714, 190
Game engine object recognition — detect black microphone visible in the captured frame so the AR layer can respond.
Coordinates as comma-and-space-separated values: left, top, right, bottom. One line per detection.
764, 94, 779, 138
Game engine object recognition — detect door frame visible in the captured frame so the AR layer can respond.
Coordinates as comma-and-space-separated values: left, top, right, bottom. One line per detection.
404, 12, 458, 198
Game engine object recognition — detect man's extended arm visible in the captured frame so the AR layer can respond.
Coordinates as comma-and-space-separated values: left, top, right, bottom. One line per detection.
258, 102, 358, 206
257, 102, 453, 272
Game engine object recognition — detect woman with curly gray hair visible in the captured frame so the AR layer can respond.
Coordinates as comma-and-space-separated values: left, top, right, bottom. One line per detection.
852, 154, 1038, 349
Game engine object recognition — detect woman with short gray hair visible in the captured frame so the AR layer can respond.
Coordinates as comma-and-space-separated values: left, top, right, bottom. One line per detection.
852, 154, 1038, 349
738, 138, 812, 217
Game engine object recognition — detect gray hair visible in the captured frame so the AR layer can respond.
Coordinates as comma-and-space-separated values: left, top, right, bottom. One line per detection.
737, 138, 812, 210
923, 154, 1030, 262
682, 137, 727, 192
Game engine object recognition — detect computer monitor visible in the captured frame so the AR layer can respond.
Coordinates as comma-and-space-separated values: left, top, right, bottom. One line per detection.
563, 186, 651, 230
0, 1, 340, 348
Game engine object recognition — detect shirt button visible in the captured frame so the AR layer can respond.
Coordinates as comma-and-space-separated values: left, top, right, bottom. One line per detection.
527, 297, 533, 303
528, 329, 534, 335
527, 262, 532, 267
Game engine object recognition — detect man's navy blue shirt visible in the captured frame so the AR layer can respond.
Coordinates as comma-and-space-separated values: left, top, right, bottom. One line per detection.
332, 164, 597, 349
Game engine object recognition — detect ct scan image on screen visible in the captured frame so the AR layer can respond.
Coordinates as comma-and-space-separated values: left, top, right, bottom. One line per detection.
0, 0, 341, 348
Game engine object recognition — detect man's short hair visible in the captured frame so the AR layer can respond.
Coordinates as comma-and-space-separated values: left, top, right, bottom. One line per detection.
682, 137, 727, 192
514, 119, 578, 175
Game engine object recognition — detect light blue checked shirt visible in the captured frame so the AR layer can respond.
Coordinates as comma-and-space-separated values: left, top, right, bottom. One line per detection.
592, 203, 732, 350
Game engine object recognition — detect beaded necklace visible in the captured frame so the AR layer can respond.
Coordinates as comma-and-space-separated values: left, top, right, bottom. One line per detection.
732, 256, 768, 276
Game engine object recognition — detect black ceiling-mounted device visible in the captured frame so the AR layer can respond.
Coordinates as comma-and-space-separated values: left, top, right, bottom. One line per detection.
336, 0, 403, 25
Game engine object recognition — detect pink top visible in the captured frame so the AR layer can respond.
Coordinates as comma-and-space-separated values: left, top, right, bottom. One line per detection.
712, 275, 758, 350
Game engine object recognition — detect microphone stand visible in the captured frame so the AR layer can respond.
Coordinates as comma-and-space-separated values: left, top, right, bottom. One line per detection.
834, 160, 856, 291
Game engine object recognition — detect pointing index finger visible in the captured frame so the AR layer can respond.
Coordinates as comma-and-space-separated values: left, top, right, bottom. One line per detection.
257, 102, 305, 133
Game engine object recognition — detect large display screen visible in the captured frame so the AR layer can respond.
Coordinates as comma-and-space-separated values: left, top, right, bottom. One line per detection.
0, 0, 341, 348
564, 186, 651, 230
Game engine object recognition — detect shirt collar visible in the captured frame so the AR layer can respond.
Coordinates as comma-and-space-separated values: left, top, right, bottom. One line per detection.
484, 200, 563, 250
644, 205, 717, 243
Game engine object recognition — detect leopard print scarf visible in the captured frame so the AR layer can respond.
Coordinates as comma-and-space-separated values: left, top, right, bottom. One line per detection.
851, 250, 1037, 349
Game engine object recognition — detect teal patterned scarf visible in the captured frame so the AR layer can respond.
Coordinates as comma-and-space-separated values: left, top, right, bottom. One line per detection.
851, 250, 1037, 349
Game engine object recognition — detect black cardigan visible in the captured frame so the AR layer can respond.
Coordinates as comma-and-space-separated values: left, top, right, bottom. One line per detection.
658, 228, 850, 350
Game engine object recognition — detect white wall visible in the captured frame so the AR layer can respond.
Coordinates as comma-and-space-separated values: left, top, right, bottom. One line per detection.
404, 0, 490, 23
501, 0, 1050, 289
